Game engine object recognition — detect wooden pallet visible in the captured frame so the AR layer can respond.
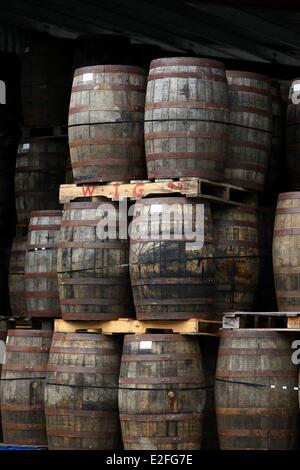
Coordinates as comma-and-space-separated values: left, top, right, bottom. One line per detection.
55, 318, 222, 336
223, 311, 300, 330
21, 125, 67, 139
59, 178, 257, 206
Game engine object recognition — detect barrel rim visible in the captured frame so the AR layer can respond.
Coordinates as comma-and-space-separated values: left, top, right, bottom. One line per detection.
226, 70, 273, 85
74, 65, 146, 76
149, 57, 225, 69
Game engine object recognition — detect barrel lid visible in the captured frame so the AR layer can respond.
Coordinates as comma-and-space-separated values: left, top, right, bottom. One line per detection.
226, 70, 273, 85
150, 57, 225, 69
74, 64, 146, 77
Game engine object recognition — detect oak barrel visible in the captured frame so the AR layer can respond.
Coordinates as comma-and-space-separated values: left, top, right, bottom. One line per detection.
0, 323, 7, 441
25, 211, 62, 318
119, 334, 205, 450
213, 206, 260, 315
8, 225, 28, 318
215, 330, 298, 450
273, 192, 300, 310
144, 57, 229, 181
45, 332, 122, 450
21, 40, 72, 127
68, 65, 147, 183
225, 71, 272, 191
129, 197, 216, 320
286, 79, 300, 190
15, 139, 67, 225
0, 329, 52, 445
57, 201, 133, 320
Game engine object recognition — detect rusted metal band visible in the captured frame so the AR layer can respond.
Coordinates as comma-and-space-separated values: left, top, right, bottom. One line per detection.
69, 104, 144, 114
218, 348, 291, 356
30, 211, 62, 217
52, 332, 109, 341
24, 272, 57, 279
273, 267, 300, 274
225, 160, 267, 172
25, 291, 59, 298
46, 364, 118, 374
59, 277, 129, 286
28, 224, 61, 231
45, 408, 118, 417
26, 244, 58, 250
230, 105, 272, 118
146, 152, 225, 162
273, 228, 300, 235
6, 345, 50, 353
122, 436, 184, 443
145, 100, 228, 110
226, 70, 274, 84
133, 298, 212, 306
275, 291, 300, 298
119, 413, 202, 422
2, 423, 46, 431
144, 130, 227, 140
71, 158, 144, 168
147, 71, 226, 82
216, 407, 296, 416
119, 376, 204, 384
7, 330, 52, 337
49, 346, 118, 355
1, 404, 44, 411
58, 241, 128, 249
216, 370, 296, 377
74, 65, 145, 76
72, 83, 145, 92
275, 207, 300, 214
150, 57, 225, 68
60, 298, 128, 306
121, 353, 201, 362
228, 84, 271, 96
69, 138, 142, 147
278, 192, 300, 200
131, 278, 207, 286
63, 202, 106, 209
2, 364, 48, 372
218, 429, 295, 438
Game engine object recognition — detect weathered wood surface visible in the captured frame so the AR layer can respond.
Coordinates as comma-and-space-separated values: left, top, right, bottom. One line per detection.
45, 332, 122, 450
213, 206, 260, 316
130, 197, 216, 320
68, 65, 147, 184
273, 192, 300, 311
0, 325, 7, 442
25, 211, 62, 318
119, 334, 205, 450
286, 79, 300, 190
144, 57, 229, 181
215, 330, 299, 450
15, 139, 67, 224
0, 329, 53, 445
57, 201, 133, 321
8, 226, 28, 318
225, 71, 272, 191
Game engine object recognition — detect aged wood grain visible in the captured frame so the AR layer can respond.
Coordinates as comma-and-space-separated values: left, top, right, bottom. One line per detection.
8, 225, 28, 318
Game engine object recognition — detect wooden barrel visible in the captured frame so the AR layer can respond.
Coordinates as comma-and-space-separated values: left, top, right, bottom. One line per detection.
278, 79, 291, 105
68, 65, 147, 183
200, 336, 220, 450
25, 211, 62, 318
57, 201, 133, 320
215, 330, 299, 450
225, 71, 272, 191
21, 40, 72, 127
286, 79, 300, 190
0, 243, 12, 316
44, 332, 122, 450
144, 57, 229, 181
15, 139, 67, 225
8, 225, 28, 318
119, 334, 205, 450
129, 197, 216, 320
273, 192, 300, 310
0, 135, 18, 235
213, 206, 260, 315
0, 322, 7, 442
255, 206, 277, 311
0, 329, 53, 445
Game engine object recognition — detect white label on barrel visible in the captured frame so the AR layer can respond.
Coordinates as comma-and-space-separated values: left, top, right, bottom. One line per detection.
83, 73, 93, 81
151, 205, 163, 213
0, 81, 6, 104
292, 83, 300, 91
22, 143, 30, 150
139, 341, 152, 350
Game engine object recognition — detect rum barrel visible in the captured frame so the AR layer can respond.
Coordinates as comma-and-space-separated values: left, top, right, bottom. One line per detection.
225, 71, 272, 191
286, 79, 300, 190
0, 329, 52, 445
68, 65, 146, 183
15, 139, 67, 225
213, 206, 260, 315
144, 57, 229, 181
119, 334, 205, 450
273, 192, 300, 310
25, 211, 62, 318
0, 322, 7, 442
8, 225, 28, 318
45, 332, 122, 450
57, 201, 133, 320
215, 330, 298, 450
129, 197, 216, 320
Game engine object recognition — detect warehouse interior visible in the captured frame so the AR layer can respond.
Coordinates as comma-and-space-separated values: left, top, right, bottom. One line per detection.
0, 0, 300, 454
